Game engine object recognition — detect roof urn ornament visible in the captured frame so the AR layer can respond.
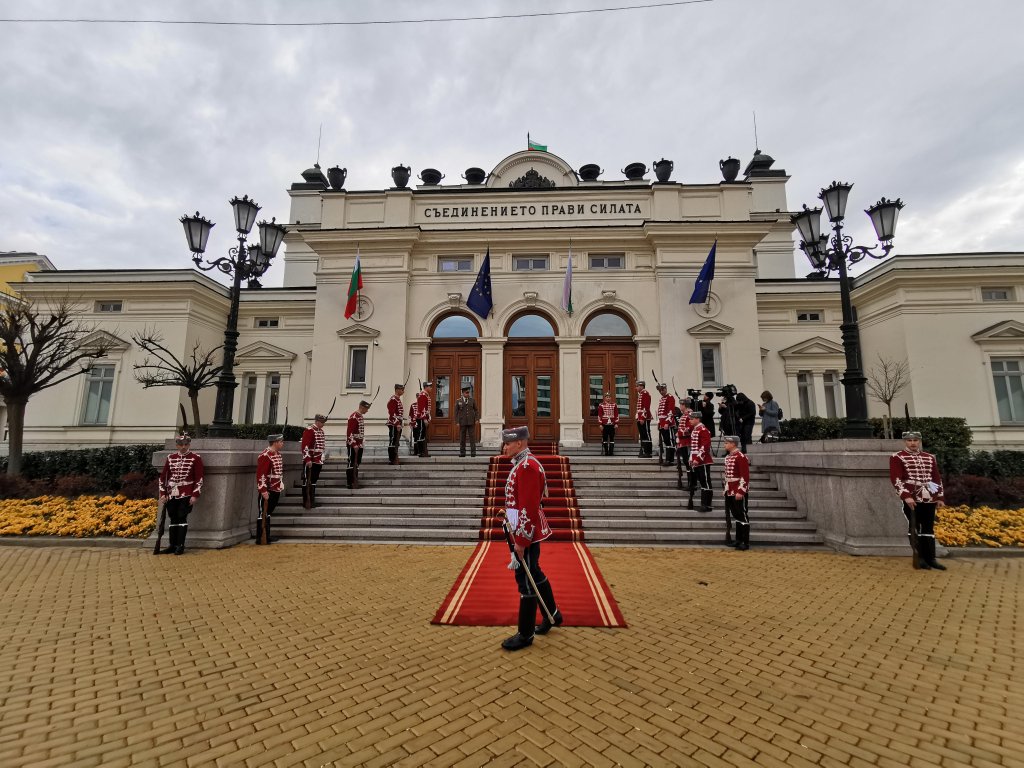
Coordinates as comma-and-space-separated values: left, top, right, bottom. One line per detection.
622, 162, 648, 181
462, 167, 486, 184
391, 165, 411, 188
578, 164, 603, 181
419, 168, 445, 185
327, 166, 347, 190
653, 158, 674, 183
720, 157, 741, 183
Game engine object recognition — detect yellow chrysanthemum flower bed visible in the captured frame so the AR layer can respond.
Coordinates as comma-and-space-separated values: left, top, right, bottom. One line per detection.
0, 496, 157, 538
935, 505, 1024, 548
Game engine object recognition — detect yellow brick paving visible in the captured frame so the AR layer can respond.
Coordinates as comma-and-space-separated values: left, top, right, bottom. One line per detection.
0, 545, 1021, 767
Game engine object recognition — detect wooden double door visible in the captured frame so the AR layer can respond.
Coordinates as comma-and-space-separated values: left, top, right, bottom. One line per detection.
503, 341, 559, 442
582, 343, 638, 443
427, 343, 482, 443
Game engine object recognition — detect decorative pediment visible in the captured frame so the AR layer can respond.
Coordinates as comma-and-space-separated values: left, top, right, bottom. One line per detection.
80, 329, 130, 352
336, 323, 381, 339
509, 168, 555, 189
972, 320, 1024, 342
686, 319, 734, 339
778, 336, 845, 358
486, 150, 578, 188
235, 340, 297, 363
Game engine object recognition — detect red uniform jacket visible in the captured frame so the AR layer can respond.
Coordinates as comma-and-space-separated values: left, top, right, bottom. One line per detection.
676, 418, 692, 450
657, 394, 677, 429
408, 401, 418, 424
890, 449, 944, 503
689, 423, 713, 466
347, 411, 365, 447
415, 390, 431, 424
256, 449, 284, 493
387, 395, 404, 427
635, 390, 652, 421
505, 451, 552, 549
723, 451, 750, 497
301, 425, 326, 466
598, 401, 619, 426
159, 451, 204, 499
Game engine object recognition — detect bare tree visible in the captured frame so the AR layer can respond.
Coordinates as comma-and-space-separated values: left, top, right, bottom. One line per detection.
0, 298, 112, 475
866, 353, 911, 437
131, 329, 222, 435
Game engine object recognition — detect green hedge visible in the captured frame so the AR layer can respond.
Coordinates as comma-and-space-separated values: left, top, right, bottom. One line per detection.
1, 445, 161, 492
961, 450, 1024, 480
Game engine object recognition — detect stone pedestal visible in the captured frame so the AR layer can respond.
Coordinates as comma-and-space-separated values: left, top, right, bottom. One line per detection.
750, 439, 941, 557
149, 438, 301, 550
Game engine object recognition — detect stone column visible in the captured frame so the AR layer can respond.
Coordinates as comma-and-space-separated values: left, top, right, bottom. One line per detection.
557, 336, 585, 448
635, 336, 660, 385
479, 337, 506, 448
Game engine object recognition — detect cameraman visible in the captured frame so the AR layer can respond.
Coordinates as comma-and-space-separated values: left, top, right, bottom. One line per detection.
718, 396, 736, 436
735, 393, 757, 453
699, 392, 717, 438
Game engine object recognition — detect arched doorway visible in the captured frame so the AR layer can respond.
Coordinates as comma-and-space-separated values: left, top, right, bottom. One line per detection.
503, 311, 560, 442
428, 313, 482, 443
581, 310, 638, 443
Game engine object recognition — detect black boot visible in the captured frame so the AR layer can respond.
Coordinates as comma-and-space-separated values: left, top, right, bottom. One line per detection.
175, 524, 187, 555
387, 447, 397, 465
302, 482, 311, 510
725, 514, 734, 546
665, 447, 675, 467
346, 468, 355, 489
502, 596, 536, 651
923, 537, 946, 570
310, 484, 317, 509
687, 489, 695, 510
700, 490, 713, 513
609, 441, 614, 456
161, 526, 177, 555
534, 580, 563, 635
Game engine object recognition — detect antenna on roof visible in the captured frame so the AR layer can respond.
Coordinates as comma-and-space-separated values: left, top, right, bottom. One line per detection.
316, 122, 323, 166
752, 110, 759, 151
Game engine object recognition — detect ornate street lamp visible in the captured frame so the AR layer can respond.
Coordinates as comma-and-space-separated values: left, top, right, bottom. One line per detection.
180, 196, 287, 437
792, 182, 904, 439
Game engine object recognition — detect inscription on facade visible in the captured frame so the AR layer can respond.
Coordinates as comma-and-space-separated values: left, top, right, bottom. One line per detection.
420, 201, 645, 221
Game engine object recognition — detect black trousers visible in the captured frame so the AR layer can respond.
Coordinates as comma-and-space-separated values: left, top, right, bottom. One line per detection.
347, 444, 363, 468
601, 424, 616, 454
413, 420, 428, 454
658, 427, 674, 458
725, 494, 749, 526
513, 541, 548, 597
301, 463, 322, 504
903, 501, 936, 545
677, 447, 693, 488
387, 424, 402, 449
637, 420, 653, 455
459, 425, 476, 456
740, 421, 755, 453
166, 497, 191, 547
256, 491, 280, 544
692, 463, 712, 491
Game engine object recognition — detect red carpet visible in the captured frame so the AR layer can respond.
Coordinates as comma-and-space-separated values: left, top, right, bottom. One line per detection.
432, 452, 627, 628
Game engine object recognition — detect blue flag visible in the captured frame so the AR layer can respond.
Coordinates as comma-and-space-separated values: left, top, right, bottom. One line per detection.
466, 247, 493, 319
689, 241, 717, 304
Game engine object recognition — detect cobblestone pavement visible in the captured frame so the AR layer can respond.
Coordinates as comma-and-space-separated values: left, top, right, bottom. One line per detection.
0, 544, 1021, 767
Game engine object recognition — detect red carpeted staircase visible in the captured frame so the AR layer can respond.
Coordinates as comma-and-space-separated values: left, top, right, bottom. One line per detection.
480, 452, 584, 542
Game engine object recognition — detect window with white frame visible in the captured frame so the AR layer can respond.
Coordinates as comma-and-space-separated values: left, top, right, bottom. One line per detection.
81, 365, 116, 425
439, 256, 473, 272
265, 373, 280, 423
981, 287, 1013, 302
992, 358, 1024, 423
242, 374, 258, 424
797, 311, 823, 322
347, 346, 368, 388
699, 344, 721, 387
797, 372, 815, 418
95, 301, 123, 313
512, 255, 548, 271
823, 370, 843, 418
589, 254, 624, 270
255, 318, 280, 328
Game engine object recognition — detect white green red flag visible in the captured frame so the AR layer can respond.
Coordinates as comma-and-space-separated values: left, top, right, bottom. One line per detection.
344, 246, 362, 319
527, 133, 547, 152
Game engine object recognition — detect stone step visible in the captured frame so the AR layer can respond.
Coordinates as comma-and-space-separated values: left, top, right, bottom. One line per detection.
579, 506, 803, 519
272, 515, 480, 528
272, 526, 480, 542
274, 503, 481, 515
580, 517, 817, 531
578, 498, 796, 510
582, 530, 825, 545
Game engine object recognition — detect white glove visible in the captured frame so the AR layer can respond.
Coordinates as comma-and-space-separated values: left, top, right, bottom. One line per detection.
505, 508, 519, 529
507, 552, 520, 570
926, 482, 939, 494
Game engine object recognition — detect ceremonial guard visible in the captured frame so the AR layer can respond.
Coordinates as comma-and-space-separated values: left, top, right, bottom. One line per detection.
158, 434, 204, 555
676, 400, 694, 494
300, 414, 327, 509
407, 399, 419, 456
635, 380, 653, 458
386, 384, 405, 465
890, 431, 947, 570
413, 381, 432, 457
346, 400, 370, 488
723, 435, 751, 550
455, 384, 480, 457
598, 392, 620, 456
656, 383, 677, 466
255, 434, 285, 545
499, 426, 561, 651
688, 411, 714, 512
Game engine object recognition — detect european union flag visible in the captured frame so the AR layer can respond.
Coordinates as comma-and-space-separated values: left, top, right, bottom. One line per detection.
689, 241, 717, 305
467, 247, 493, 319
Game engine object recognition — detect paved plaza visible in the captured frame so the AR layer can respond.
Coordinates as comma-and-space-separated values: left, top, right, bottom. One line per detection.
0, 544, 1021, 767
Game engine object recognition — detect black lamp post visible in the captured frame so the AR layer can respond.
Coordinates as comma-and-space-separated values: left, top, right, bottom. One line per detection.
180, 196, 287, 437
792, 182, 904, 439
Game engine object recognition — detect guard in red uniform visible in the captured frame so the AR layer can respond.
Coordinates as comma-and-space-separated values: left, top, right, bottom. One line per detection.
890, 431, 947, 570
723, 435, 751, 550
386, 384, 405, 465
413, 381, 432, 457
347, 400, 370, 489
676, 400, 694, 496
500, 425, 561, 651
635, 380, 653, 458
688, 411, 714, 513
656, 383, 677, 466
158, 434, 205, 555
407, 399, 418, 456
300, 414, 327, 509
598, 392, 620, 456
256, 434, 285, 545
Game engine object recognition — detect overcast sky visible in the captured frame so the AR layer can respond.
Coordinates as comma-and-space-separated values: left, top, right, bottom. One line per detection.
2, 0, 1022, 286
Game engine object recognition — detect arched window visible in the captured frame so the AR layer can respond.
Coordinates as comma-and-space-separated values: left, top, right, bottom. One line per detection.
432, 314, 480, 339
507, 313, 556, 338
583, 312, 633, 337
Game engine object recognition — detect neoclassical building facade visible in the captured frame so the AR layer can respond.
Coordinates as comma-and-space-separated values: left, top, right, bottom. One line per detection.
11, 150, 1024, 451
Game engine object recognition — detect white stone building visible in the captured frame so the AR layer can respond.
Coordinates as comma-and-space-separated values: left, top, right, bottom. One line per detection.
10, 150, 1024, 451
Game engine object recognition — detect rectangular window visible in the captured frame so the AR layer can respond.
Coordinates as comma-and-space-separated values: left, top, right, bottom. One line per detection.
588, 375, 603, 417
347, 346, 368, 388
435, 375, 450, 418
981, 287, 1013, 302
536, 376, 552, 417
95, 301, 123, 313
255, 318, 280, 328
797, 311, 823, 322
699, 344, 721, 387
242, 374, 257, 424
513, 256, 549, 271
265, 373, 280, 424
81, 365, 115, 425
992, 358, 1024, 423
589, 254, 624, 270
511, 375, 526, 417
439, 257, 473, 272
823, 370, 842, 419
797, 372, 815, 418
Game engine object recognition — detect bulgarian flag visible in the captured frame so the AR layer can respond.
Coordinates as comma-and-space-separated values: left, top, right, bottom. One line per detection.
344, 246, 362, 319
527, 133, 547, 152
